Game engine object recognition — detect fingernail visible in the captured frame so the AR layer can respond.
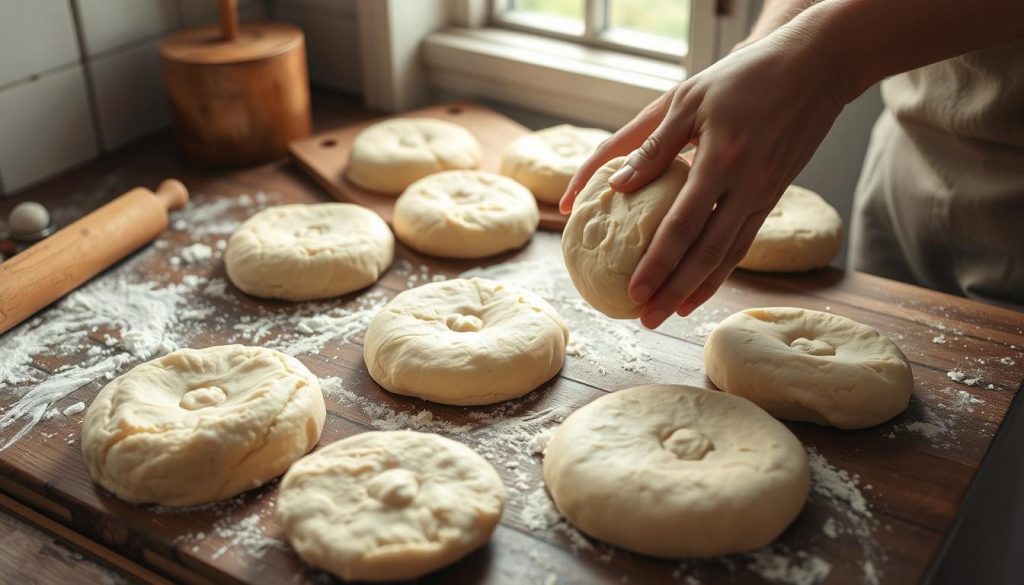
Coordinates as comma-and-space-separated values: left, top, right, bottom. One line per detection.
643, 310, 667, 329
677, 303, 696, 317
609, 164, 635, 186
631, 284, 651, 303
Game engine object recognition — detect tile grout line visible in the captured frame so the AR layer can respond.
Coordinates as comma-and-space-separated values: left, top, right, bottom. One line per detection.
66, 0, 106, 154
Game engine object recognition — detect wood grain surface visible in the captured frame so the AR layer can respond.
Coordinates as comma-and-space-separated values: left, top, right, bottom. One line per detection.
288, 101, 569, 231
1, 93, 1023, 585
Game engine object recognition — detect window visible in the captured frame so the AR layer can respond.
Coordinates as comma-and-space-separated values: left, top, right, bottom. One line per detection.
490, 0, 716, 66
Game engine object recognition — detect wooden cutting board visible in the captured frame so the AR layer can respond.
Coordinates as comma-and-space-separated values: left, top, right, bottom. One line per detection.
288, 101, 568, 231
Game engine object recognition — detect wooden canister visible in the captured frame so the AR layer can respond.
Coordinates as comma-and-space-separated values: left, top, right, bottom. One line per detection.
160, 2, 311, 167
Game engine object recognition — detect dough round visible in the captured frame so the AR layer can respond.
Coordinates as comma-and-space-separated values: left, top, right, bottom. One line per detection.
562, 156, 691, 319
393, 170, 539, 259
364, 278, 568, 405
500, 124, 611, 204
225, 203, 394, 301
738, 185, 843, 272
704, 307, 914, 429
81, 345, 325, 507
544, 385, 809, 558
347, 118, 483, 194
277, 430, 505, 582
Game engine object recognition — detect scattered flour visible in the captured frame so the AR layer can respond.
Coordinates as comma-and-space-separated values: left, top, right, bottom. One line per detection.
230, 290, 390, 357
805, 447, 882, 583
748, 548, 831, 585
178, 243, 213, 265
821, 517, 838, 539
208, 513, 285, 560
520, 487, 592, 552
522, 487, 561, 531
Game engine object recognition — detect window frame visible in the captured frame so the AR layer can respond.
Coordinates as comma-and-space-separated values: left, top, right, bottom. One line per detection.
488, 0, 722, 72
357, 0, 751, 127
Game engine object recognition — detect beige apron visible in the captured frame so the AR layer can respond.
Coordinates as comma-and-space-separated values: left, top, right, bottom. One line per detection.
850, 40, 1024, 310
850, 41, 1024, 583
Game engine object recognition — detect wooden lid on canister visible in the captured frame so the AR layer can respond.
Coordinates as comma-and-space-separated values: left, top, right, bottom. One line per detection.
160, 1, 311, 167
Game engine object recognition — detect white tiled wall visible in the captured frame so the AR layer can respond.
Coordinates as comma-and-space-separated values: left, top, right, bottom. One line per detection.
88, 39, 171, 149
0, 0, 370, 196
74, 0, 181, 56
0, 67, 98, 192
0, 1, 81, 88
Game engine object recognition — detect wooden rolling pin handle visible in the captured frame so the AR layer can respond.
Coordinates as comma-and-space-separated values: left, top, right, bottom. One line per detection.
155, 179, 189, 211
218, 0, 239, 42
0, 179, 190, 337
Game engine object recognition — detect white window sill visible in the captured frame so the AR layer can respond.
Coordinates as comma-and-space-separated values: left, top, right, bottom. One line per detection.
421, 27, 685, 128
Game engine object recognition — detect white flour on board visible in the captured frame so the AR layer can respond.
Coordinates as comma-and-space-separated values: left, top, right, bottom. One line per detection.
0, 273, 212, 449
208, 513, 285, 560
806, 448, 882, 585
227, 288, 390, 357
462, 259, 651, 374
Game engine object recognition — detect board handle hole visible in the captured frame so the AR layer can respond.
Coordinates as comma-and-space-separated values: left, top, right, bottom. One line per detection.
447, 106, 463, 115
320, 139, 338, 148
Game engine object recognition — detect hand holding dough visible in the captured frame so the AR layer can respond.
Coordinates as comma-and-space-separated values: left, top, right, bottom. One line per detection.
704, 307, 914, 429
562, 156, 691, 319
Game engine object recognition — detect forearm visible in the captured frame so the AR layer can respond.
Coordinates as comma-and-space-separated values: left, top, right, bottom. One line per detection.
746, 0, 816, 43
789, 0, 1024, 102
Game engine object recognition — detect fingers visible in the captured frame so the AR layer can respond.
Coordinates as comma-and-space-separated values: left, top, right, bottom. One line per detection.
637, 194, 752, 329
559, 90, 674, 214
675, 208, 770, 317
627, 144, 722, 305
608, 92, 698, 194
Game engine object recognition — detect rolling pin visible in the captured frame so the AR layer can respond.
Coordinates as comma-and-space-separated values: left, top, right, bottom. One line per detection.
0, 179, 189, 336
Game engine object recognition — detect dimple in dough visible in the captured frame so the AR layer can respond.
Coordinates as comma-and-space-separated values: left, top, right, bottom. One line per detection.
393, 170, 539, 259
562, 156, 691, 319
704, 307, 914, 429
225, 203, 394, 301
346, 117, 483, 195
500, 124, 611, 204
80, 345, 326, 507
277, 430, 505, 582
543, 385, 809, 558
739, 185, 843, 272
363, 278, 569, 405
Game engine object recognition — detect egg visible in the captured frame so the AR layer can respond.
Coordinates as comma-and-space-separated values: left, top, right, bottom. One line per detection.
8, 202, 50, 237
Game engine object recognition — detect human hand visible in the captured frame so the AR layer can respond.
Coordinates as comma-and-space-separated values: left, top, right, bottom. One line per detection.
560, 28, 847, 329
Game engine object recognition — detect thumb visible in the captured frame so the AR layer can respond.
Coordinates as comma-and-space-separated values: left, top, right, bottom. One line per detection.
609, 99, 696, 193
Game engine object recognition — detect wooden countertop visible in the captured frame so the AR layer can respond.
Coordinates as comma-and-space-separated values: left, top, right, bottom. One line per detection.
1, 92, 1023, 585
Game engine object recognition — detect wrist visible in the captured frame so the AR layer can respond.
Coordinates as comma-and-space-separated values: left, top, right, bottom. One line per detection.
777, 1, 868, 105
